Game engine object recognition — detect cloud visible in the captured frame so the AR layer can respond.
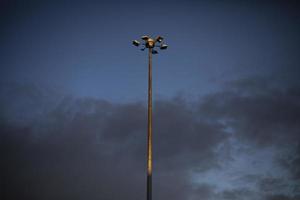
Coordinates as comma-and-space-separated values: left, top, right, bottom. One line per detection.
265, 194, 300, 200
0, 83, 227, 200
1, 77, 300, 200
219, 188, 259, 200
196, 77, 300, 200
199, 77, 300, 147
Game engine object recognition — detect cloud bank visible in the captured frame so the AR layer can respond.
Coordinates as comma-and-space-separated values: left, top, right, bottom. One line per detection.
1, 78, 299, 200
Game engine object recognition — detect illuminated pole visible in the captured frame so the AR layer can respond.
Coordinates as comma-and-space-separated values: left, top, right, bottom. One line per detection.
132, 36, 168, 200
147, 45, 153, 200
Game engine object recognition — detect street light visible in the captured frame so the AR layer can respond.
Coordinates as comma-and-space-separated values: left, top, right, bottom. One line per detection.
132, 35, 168, 200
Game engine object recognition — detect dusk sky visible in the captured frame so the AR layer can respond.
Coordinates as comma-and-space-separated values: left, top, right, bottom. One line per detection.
1, 1, 300, 200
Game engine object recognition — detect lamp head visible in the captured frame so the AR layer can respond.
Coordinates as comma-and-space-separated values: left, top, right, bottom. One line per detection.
146, 38, 155, 48
160, 44, 168, 50
141, 35, 150, 41
156, 36, 164, 43
132, 40, 140, 47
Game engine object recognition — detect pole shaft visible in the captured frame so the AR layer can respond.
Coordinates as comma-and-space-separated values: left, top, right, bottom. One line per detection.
147, 48, 152, 200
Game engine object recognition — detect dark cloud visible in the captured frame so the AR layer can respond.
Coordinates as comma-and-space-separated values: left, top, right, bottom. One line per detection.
154, 98, 227, 172
265, 194, 300, 200
277, 144, 300, 180
258, 177, 289, 194
197, 77, 300, 199
199, 77, 300, 147
220, 188, 257, 200
1, 76, 300, 199
0, 83, 227, 200
191, 183, 216, 200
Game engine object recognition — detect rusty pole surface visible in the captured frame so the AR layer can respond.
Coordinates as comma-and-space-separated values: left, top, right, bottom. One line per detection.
147, 46, 153, 200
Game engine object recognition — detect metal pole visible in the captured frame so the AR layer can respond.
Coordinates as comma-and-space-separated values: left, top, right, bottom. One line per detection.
147, 47, 152, 200
133, 35, 167, 200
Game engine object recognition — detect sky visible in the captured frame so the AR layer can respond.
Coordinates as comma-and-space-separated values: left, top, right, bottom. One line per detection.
0, 0, 300, 200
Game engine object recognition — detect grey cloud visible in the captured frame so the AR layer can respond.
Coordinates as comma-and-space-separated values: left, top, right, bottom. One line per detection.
0, 83, 227, 200
154, 98, 227, 172
220, 188, 258, 200
191, 183, 216, 200
1, 77, 300, 200
199, 77, 300, 146
276, 144, 300, 181
196, 77, 300, 199
265, 194, 300, 200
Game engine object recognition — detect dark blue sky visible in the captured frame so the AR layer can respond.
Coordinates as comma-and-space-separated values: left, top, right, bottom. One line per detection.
1, 0, 299, 101
1, 1, 300, 200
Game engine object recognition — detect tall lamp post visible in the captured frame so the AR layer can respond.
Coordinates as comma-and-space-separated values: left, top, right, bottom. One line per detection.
132, 36, 168, 200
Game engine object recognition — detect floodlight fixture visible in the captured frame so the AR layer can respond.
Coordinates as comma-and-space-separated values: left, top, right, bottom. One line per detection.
132, 35, 168, 55
156, 36, 163, 43
160, 44, 168, 50
133, 40, 140, 46
141, 35, 150, 40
